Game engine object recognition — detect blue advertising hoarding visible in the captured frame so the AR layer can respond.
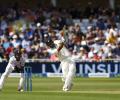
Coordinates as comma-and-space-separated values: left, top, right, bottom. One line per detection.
0, 61, 120, 76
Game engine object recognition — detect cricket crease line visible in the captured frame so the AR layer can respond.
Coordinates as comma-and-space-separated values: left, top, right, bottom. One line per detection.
30, 90, 120, 94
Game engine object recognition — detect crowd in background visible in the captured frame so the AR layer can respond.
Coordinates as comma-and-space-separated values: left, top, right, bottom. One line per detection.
0, 5, 120, 61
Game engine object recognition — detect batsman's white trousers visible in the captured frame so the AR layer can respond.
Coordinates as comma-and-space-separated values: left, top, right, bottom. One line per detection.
0, 63, 24, 90
60, 59, 76, 90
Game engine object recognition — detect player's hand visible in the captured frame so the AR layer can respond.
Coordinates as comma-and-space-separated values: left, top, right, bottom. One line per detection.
60, 30, 64, 36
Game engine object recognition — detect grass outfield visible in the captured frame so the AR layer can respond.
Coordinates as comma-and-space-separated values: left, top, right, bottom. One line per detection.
1, 77, 120, 100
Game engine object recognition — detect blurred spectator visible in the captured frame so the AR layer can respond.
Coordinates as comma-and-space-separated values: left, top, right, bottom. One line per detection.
92, 50, 101, 62
0, 5, 120, 62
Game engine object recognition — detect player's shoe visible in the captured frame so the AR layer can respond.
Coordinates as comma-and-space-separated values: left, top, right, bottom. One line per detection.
63, 83, 73, 92
18, 88, 24, 92
63, 88, 69, 92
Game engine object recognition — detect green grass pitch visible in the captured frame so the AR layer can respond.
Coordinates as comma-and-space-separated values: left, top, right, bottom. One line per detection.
1, 77, 120, 100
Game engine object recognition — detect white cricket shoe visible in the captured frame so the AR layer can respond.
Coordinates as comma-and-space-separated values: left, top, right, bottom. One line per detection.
63, 83, 73, 92
63, 88, 69, 92
18, 88, 24, 92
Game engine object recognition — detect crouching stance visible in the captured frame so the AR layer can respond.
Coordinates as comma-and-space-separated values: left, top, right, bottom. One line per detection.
0, 49, 25, 91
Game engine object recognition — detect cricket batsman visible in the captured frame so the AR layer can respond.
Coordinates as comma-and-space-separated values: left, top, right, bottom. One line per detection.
0, 49, 26, 91
45, 35, 76, 91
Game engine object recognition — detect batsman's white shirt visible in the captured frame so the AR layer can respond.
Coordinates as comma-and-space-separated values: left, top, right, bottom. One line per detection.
47, 40, 72, 61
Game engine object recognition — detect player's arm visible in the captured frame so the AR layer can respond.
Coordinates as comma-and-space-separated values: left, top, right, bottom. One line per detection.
47, 48, 58, 54
46, 42, 64, 54
57, 42, 64, 52
9, 56, 16, 67
58, 26, 66, 52
60, 25, 66, 37
8, 57, 20, 72
47, 43, 64, 54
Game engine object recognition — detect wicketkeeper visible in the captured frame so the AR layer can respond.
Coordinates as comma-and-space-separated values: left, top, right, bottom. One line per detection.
0, 49, 26, 91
